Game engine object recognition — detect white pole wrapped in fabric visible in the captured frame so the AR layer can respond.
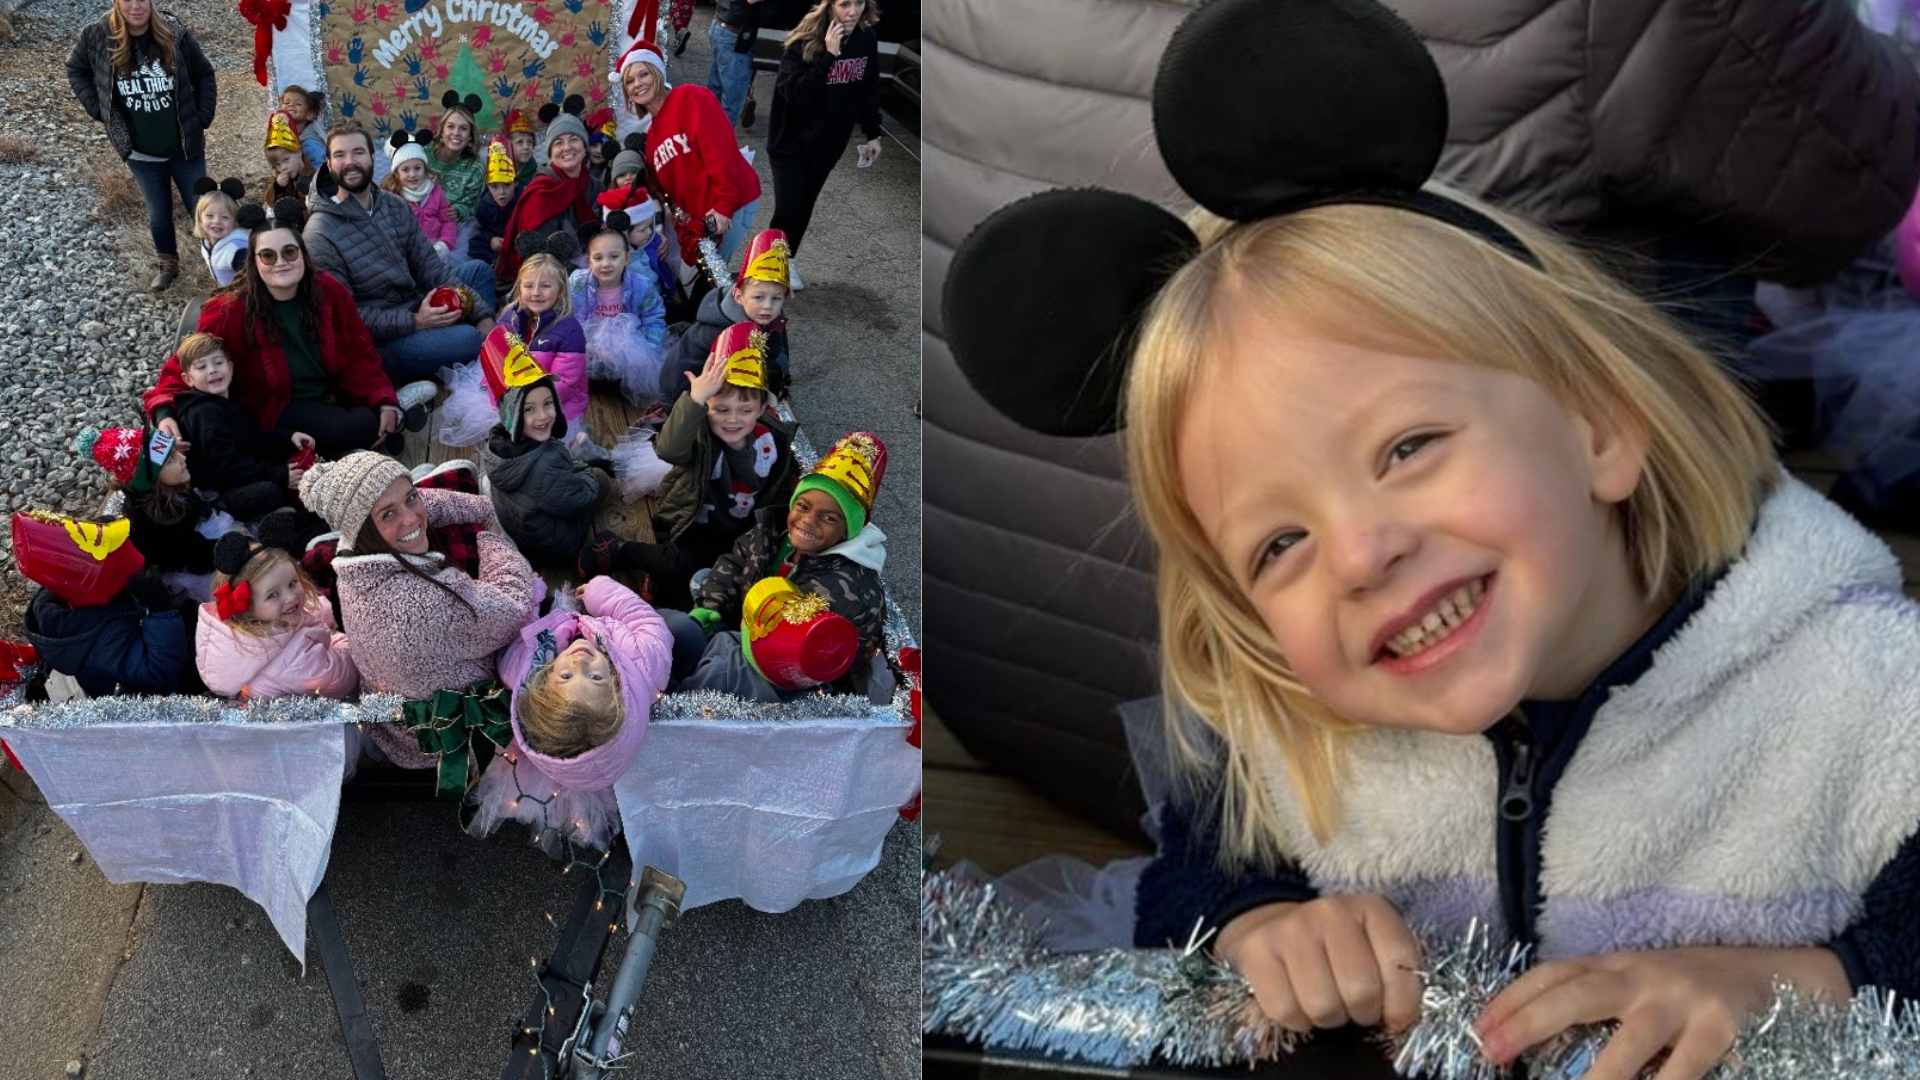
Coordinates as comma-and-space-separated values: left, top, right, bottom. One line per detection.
268, 0, 322, 100
614, 697, 920, 916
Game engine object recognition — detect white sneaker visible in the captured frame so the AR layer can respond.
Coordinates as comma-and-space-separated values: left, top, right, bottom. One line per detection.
395, 380, 439, 411
788, 263, 805, 292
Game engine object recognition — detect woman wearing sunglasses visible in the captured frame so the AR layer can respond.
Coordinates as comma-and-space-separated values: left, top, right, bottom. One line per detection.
142, 199, 410, 460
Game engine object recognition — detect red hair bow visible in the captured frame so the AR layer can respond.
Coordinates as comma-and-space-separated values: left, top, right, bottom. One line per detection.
236, 0, 291, 86
214, 580, 253, 621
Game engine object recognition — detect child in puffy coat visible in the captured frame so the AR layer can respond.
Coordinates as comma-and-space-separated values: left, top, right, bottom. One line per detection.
487, 374, 609, 570
498, 254, 590, 432
466, 575, 673, 851
195, 531, 357, 701
384, 133, 459, 258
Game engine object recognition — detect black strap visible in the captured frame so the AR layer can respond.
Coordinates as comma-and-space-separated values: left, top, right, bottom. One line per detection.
308, 880, 387, 1080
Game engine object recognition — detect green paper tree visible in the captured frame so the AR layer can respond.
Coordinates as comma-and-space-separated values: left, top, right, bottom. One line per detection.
448, 41, 497, 131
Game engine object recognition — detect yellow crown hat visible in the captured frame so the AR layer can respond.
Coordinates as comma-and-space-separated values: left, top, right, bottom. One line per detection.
485, 138, 516, 185
735, 229, 791, 292
793, 432, 886, 538
714, 322, 770, 392
265, 109, 301, 153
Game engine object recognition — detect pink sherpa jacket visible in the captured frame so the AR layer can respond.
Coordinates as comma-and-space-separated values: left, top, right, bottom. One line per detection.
497, 576, 672, 792
333, 489, 538, 768
194, 593, 359, 701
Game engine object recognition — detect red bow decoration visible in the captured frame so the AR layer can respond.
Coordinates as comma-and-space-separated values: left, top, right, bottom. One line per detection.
236, 0, 291, 86
214, 579, 253, 621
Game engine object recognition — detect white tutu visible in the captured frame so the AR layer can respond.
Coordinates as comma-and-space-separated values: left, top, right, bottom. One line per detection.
610, 421, 674, 500
431, 360, 498, 448
583, 314, 667, 406
464, 751, 623, 855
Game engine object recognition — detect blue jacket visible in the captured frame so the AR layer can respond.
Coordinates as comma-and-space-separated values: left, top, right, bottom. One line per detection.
22, 587, 194, 698
567, 263, 669, 354
1135, 475, 1920, 998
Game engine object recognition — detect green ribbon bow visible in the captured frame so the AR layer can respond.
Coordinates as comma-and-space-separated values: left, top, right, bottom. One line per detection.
400, 680, 513, 800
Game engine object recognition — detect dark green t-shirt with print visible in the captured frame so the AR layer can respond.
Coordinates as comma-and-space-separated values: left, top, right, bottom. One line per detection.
115, 36, 181, 159
270, 299, 329, 401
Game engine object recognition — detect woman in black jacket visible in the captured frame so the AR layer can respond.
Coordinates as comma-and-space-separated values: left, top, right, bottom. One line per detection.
66, 0, 217, 292
767, 0, 884, 285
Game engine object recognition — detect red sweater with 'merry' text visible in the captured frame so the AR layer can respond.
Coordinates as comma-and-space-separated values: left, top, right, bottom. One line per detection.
646, 85, 762, 263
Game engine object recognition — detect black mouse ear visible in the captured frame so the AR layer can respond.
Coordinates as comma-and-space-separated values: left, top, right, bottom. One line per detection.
575, 219, 602, 248
605, 210, 630, 233
463, 94, 483, 115
441, 89, 461, 109
537, 102, 559, 125
546, 230, 580, 263
212, 532, 258, 578
389, 130, 410, 150
192, 176, 218, 197
943, 189, 1198, 438
563, 94, 585, 116
269, 196, 307, 232
622, 132, 646, 154
313, 165, 337, 200
254, 507, 312, 556
514, 231, 542, 258
220, 177, 247, 200
234, 203, 268, 230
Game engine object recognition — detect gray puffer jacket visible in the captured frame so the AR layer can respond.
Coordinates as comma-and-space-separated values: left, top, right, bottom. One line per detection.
66, 12, 217, 162
304, 186, 495, 341
924, 0, 1920, 838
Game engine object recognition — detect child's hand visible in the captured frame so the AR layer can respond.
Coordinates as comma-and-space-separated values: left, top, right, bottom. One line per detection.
687, 347, 728, 406
291, 432, 315, 451
1475, 946, 1850, 1079
157, 417, 183, 441
491, 236, 503, 252
288, 465, 306, 490
1215, 895, 1422, 1034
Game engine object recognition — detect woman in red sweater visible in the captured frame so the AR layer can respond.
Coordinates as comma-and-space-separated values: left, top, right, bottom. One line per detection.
144, 209, 407, 459
616, 36, 763, 270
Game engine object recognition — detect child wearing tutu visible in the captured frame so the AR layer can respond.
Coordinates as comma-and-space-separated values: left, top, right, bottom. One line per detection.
487, 362, 610, 571
660, 229, 793, 400
195, 530, 357, 701
497, 253, 591, 434
466, 575, 673, 852
569, 212, 669, 403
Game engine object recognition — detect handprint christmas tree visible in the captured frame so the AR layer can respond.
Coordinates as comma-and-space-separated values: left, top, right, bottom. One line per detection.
448, 40, 496, 130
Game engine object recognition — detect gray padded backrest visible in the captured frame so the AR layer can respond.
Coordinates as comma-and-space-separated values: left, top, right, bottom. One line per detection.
924, 0, 1191, 836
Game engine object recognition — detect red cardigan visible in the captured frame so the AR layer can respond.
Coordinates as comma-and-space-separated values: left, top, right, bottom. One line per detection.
144, 272, 398, 430
645, 85, 763, 264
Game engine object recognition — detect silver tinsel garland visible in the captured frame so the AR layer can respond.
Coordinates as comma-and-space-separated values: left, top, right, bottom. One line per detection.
1, 690, 409, 730
923, 866, 1920, 1077
696, 236, 734, 295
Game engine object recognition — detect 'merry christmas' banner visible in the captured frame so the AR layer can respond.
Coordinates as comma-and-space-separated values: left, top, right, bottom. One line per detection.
316, 0, 615, 143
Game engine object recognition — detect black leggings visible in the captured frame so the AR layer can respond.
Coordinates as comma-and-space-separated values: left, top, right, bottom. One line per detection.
768, 142, 848, 257
273, 399, 384, 461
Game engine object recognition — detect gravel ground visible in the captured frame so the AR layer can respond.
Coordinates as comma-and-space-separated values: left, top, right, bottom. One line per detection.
0, 0, 268, 629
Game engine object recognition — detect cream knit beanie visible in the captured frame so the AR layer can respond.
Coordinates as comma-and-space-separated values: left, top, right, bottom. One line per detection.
300, 452, 411, 548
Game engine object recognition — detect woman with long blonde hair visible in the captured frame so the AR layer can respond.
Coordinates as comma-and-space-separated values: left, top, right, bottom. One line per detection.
65, 0, 217, 292
766, 0, 884, 287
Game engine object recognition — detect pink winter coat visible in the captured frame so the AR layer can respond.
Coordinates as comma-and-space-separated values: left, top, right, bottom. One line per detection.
333, 488, 538, 768
405, 183, 459, 251
497, 576, 672, 792
194, 593, 359, 701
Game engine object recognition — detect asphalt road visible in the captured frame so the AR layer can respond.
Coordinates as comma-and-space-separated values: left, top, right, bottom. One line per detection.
0, 19, 921, 1080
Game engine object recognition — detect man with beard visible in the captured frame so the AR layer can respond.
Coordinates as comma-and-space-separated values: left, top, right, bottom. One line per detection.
304, 122, 498, 385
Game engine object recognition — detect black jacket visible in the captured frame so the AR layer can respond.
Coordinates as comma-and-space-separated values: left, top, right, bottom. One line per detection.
126, 488, 220, 574
66, 13, 217, 162
469, 190, 517, 263
486, 399, 602, 568
172, 390, 295, 520
650, 390, 798, 543
22, 585, 196, 698
767, 26, 881, 161
660, 287, 790, 401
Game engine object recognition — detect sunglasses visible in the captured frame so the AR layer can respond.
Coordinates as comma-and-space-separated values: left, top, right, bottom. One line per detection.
254, 245, 303, 267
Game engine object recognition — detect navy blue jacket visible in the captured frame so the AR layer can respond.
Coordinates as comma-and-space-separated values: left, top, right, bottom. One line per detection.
1135, 573, 1920, 998
21, 586, 196, 698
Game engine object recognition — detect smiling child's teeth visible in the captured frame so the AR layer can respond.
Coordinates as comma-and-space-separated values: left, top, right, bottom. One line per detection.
1383, 579, 1486, 659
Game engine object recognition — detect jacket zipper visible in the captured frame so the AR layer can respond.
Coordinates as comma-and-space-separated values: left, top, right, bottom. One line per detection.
1495, 711, 1539, 949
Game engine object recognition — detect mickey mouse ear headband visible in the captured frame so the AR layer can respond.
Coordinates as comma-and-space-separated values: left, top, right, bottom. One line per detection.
941, 0, 1539, 438
514, 229, 580, 263
192, 177, 248, 202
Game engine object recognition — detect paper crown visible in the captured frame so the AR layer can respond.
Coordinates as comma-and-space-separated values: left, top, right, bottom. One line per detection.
479, 324, 548, 404
807, 432, 886, 516
265, 109, 300, 153
485, 138, 516, 184
713, 322, 770, 392
740, 577, 860, 690
11, 511, 146, 608
736, 229, 791, 291
584, 107, 616, 139
502, 108, 536, 135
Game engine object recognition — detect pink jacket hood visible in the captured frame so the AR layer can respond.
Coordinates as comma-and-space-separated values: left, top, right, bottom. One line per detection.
497, 576, 672, 791
195, 594, 360, 701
